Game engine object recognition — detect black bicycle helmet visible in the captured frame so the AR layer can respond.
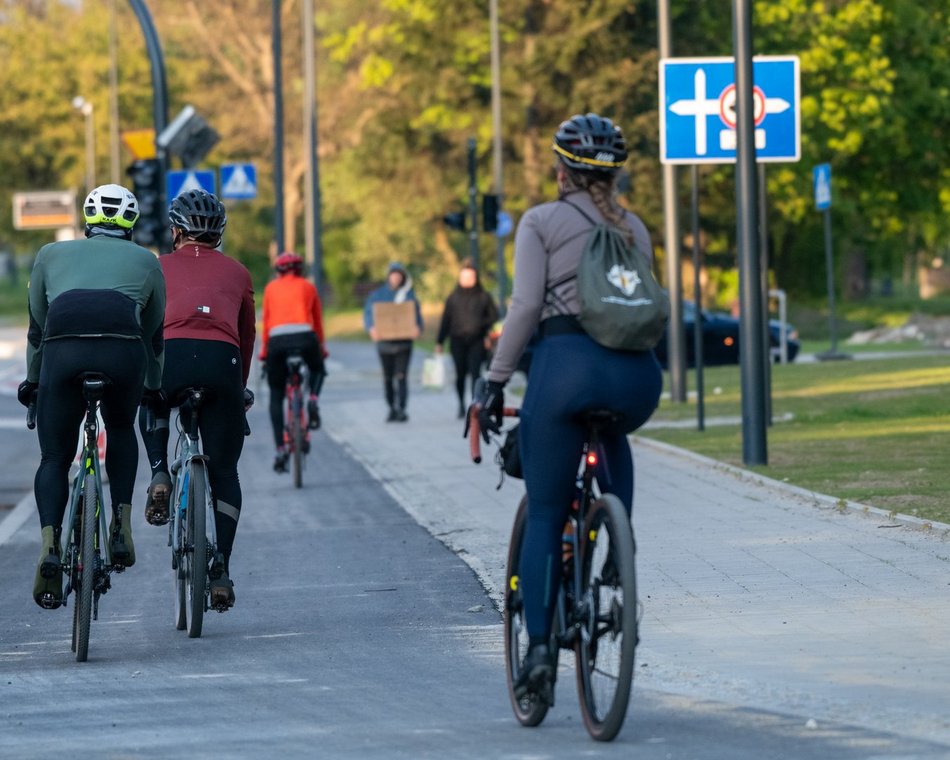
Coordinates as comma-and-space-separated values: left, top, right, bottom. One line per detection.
168, 189, 227, 242
552, 113, 627, 172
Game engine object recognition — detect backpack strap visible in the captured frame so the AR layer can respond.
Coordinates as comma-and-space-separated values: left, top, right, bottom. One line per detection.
559, 197, 600, 228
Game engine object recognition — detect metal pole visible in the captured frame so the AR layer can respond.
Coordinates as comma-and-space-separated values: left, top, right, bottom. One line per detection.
691, 164, 704, 432
823, 208, 839, 355
272, 0, 286, 252
658, 0, 686, 403
108, 0, 121, 184
81, 103, 96, 194
489, 0, 507, 316
733, 0, 767, 465
303, 0, 323, 294
127, 0, 170, 251
467, 137, 479, 269
758, 162, 772, 424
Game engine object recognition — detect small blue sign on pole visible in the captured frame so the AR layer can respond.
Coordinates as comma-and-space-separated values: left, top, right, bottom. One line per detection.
166, 169, 216, 204
220, 163, 258, 200
495, 211, 513, 238
813, 163, 832, 210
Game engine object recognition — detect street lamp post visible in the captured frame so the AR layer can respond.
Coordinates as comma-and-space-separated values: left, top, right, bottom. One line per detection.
72, 96, 96, 195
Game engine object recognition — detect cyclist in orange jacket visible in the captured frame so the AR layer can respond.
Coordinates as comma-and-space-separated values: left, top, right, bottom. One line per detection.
260, 252, 327, 472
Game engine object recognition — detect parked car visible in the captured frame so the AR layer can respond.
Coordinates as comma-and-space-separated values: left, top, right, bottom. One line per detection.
653, 301, 799, 368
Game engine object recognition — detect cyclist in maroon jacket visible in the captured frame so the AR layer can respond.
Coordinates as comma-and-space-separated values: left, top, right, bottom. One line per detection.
138, 189, 256, 610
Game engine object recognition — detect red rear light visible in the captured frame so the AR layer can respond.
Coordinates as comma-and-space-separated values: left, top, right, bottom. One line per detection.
724, 336, 735, 347
586, 452, 597, 466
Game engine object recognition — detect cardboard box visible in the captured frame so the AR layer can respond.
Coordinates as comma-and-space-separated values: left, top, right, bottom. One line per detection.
372, 301, 418, 340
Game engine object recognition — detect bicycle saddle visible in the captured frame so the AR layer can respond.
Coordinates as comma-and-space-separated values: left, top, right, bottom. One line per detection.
75, 372, 111, 400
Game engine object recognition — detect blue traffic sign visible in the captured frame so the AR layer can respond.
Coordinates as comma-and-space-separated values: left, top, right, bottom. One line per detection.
660, 56, 800, 165
495, 211, 513, 238
166, 169, 216, 203
813, 163, 832, 210
220, 163, 257, 200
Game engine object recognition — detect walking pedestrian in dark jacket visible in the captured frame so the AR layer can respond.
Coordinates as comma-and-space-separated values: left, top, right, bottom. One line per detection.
435, 259, 498, 418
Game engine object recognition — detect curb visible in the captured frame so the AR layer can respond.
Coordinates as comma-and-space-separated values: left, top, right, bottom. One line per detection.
632, 434, 950, 538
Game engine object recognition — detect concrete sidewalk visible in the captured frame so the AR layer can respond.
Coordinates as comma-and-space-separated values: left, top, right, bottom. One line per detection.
323, 367, 950, 747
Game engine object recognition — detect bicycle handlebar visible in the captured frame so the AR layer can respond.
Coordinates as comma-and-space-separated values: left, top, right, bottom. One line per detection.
468, 406, 519, 464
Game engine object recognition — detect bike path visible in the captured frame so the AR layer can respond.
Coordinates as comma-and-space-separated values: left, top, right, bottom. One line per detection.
323, 343, 950, 751
0, 340, 948, 757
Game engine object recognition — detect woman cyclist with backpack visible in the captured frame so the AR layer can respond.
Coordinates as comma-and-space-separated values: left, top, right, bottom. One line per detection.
475, 113, 663, 702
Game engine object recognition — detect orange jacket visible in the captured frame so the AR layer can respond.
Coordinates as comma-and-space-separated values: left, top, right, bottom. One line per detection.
260, 274, 326, 358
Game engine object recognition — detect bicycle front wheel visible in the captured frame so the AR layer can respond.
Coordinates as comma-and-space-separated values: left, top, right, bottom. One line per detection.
504, 496, 550, 727
575, 493, 637, 741
75, 473, 98, 663
185, 462, 208, 638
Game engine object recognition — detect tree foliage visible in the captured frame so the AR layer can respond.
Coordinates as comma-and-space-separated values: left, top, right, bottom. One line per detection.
0, 0, 946, 304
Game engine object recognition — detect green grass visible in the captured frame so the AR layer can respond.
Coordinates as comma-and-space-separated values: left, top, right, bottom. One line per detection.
643, 355, 950, 525
0, 274, 29, 322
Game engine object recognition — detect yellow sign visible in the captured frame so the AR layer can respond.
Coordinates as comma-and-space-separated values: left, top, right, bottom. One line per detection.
121, 129, 157, 160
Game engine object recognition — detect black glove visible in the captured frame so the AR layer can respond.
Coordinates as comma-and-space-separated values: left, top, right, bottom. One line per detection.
140, 388, 167, 409
476, 380, 505, 444
243, 388, 255, 411
17, 380, 38, 408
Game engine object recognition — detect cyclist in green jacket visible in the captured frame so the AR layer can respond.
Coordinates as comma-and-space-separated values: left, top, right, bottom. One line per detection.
19, 183, 165, 609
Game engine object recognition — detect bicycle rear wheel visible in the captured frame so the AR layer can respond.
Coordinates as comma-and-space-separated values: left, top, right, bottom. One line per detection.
185, 461, 208, 638
575, 493, 637, 741
290, 390, 303, 489
504, 496, 550, 727
75, 473, 98, 663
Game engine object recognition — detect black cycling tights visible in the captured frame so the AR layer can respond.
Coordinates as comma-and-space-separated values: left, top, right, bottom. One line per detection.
139, 339, 245, 569
35, 338, 146, 529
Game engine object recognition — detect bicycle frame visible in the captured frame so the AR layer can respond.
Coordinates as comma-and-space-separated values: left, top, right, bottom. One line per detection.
62, 390, 111, 599
169, 395, 218, 556
168, 391, 219, 624
283, 355, 309, 452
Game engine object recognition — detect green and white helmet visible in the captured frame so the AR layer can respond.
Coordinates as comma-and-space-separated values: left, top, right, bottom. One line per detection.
83, 184, 140, 229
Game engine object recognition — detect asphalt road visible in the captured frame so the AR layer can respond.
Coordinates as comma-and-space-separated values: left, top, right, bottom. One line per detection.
1, 339, 948, 758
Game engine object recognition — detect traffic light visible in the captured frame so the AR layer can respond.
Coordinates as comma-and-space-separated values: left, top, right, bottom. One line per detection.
126, 158, 166, 249
482, 194, 498, 233
443, 211, 466, 231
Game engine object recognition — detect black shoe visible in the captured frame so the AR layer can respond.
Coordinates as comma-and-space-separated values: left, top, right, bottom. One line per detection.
394, 408, 408, 422
307, 400, 321, 430
210, 571, 235, 611
386, 408, 398, 423
457, 403, 465, 419
513, 644, 555, 704
273, 450, 289, 473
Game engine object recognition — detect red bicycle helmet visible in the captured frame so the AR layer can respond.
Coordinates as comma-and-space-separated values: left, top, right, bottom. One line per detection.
275, 251, 304, 274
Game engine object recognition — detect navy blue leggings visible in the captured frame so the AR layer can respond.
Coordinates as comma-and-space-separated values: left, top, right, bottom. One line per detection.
517, 333, 662, 639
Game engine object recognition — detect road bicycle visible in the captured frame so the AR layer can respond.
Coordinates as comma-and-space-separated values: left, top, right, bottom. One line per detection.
469, 406, 639, 741
167, 387, 225, 638
28, 374, 124, 663
283, 354, 310, 489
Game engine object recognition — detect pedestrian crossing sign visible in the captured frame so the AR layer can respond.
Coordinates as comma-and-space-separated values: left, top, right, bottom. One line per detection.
167, 169, 216, 203
220, 163, 257, 200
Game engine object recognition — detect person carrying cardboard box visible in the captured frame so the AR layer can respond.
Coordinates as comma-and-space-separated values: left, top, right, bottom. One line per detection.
363, 262, 423, 422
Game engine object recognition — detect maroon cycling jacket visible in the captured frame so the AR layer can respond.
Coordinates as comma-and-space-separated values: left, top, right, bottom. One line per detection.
160, 243, 256, 384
